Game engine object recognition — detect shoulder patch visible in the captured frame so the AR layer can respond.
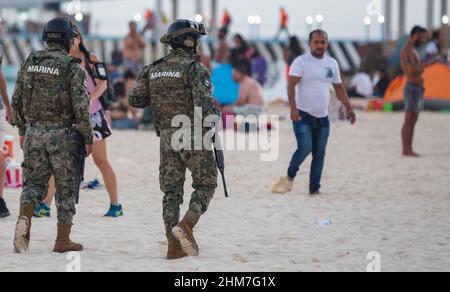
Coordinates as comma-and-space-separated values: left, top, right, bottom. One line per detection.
26, 65, 60, 76
203, 78, 211, 89
150, 71, 182, 80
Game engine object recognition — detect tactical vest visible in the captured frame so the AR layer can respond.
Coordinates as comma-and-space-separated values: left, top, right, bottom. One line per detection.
148, 52, 197, 130
20, 49, 78, 123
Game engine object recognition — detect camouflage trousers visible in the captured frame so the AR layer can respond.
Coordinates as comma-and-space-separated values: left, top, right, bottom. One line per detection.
160, 129, 218, 233
21, 124, 80, 225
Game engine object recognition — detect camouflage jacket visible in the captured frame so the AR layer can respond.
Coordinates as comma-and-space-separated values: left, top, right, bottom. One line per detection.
129, 48, 220, 135
12, 44, 93, 145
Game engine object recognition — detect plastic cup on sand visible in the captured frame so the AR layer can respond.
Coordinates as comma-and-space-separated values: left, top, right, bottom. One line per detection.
317, 220, 333, 226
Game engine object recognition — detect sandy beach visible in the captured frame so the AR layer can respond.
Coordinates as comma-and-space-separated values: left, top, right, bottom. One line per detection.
0, 107, 449, 272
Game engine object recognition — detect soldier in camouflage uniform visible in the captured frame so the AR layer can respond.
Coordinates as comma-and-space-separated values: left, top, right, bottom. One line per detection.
129, 19, 221, 259
11, 17, 93, 254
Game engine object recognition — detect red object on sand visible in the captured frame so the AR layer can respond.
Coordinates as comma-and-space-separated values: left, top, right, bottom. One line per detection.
5, 162, 22, 188
3, 136, 14, 159
374, 99, 384, 111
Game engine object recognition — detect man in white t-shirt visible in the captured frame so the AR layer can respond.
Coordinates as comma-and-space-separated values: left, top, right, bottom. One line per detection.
0, 44, 13, 218
348, 71, 374, 98
272, 30, 356, 195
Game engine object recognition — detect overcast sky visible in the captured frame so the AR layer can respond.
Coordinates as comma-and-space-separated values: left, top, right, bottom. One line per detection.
83, 0, 449, 40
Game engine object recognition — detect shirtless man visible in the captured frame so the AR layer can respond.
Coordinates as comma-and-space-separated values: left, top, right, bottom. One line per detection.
123, 22, 146, 74
400, 26, 429, 157
231, 61, 264, 116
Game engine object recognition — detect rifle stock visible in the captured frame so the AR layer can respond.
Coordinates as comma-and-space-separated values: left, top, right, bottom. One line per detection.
212, 132, 229, 198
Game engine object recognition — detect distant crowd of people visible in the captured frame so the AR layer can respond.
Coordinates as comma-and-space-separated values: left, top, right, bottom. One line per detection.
214, 29, 266, 116
3, 9, 447, 133
0, 7, 308, 132
346, 29, 448, 99
104, 21, 271, 132
346, 68, 391, 98
103, 21, 149, 131
97, 4, 299, 130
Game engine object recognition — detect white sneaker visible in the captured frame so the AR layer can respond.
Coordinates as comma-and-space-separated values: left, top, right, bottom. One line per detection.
272, 177, 294, 194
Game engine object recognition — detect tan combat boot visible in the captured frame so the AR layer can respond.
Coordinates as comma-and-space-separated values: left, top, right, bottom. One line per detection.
166, 233, 188, 260
172, 211, 200, 257
14, 204, 34, 254
272, 177, 294, 194
53, 224, 84, 253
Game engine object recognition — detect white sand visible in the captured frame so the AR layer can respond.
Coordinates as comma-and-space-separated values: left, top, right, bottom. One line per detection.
1, 109, 450, 272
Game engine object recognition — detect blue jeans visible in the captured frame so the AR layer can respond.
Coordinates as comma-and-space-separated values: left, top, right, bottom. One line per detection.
287, 110, 330, 193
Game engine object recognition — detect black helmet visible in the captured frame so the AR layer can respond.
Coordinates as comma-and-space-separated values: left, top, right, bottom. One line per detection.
42, 17, 77, 45
160, 19, 207, 49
